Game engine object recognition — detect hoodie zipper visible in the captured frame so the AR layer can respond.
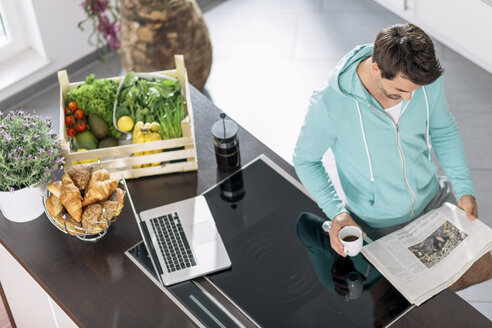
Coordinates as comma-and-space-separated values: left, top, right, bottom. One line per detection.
367, 103, 416, 219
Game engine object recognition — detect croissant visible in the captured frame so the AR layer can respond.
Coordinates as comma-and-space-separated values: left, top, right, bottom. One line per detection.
60, 174, 83, 222
113, 188, 125, 216
46, 194, 64, 218
87, 169, 110, 190
47, 181, 62, 198
82, 179, 118, 207
67, 164, 94, 190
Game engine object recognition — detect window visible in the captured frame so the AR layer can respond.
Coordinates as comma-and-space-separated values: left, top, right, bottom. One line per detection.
0, 1, 28, 63
0, 0, 48, 93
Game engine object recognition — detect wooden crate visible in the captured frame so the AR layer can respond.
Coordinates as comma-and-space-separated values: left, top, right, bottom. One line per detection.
57, 55, 198, 179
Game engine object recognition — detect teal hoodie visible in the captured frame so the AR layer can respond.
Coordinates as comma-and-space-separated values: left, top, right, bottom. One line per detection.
293, 44, 475, 228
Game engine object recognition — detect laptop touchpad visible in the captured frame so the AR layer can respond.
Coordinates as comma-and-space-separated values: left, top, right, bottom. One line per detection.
190, 222, 217, 245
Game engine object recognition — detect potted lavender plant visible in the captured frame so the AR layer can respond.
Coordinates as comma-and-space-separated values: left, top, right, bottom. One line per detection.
0, 110, 65, 222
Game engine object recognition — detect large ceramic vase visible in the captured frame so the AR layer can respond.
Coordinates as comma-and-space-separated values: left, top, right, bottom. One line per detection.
119, 0, 213, 90
0, 186, 45, 223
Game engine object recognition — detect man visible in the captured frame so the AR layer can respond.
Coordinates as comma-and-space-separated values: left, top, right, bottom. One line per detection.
293, 23, 492, 291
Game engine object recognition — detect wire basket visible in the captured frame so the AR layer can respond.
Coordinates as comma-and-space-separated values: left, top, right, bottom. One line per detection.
43, 179, 126, 242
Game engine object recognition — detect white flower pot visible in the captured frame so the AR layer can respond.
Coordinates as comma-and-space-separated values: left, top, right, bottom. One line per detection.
0, 186, 45, 223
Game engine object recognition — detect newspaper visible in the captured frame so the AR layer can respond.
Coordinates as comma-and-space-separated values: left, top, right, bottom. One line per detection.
361, 202, 492, 305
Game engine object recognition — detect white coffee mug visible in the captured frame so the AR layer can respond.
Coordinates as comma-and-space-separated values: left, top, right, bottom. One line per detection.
338, 226, 363, 257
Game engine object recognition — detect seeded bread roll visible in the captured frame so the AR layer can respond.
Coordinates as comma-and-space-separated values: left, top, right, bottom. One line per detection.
82, 203, 106, 233
67, 164, 94, 190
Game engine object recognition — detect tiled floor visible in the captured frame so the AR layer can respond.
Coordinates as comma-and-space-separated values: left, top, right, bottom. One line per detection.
2, 0, 491, 321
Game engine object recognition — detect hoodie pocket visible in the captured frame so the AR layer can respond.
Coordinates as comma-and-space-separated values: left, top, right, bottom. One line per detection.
407, 155, 438, 192
371, 169, 414, 217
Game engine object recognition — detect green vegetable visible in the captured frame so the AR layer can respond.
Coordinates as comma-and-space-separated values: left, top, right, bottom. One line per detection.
115, 72, 184, 138
154, 94, 185, 140
67, 75, 120, 138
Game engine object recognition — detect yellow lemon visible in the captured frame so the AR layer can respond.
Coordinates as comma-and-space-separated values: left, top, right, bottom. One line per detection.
117, 116, 134, 133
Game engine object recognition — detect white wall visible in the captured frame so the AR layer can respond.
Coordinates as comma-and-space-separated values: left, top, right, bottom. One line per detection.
374, 0, 492, 74
0, 0, 95, 102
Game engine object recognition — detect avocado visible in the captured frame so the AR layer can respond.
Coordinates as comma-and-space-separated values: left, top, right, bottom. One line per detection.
98, 136, 118, 148
75, 131, 99, 150
88, 114, 109, 139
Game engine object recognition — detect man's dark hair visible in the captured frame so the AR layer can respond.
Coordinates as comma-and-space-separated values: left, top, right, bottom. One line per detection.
372, 23, 443, 85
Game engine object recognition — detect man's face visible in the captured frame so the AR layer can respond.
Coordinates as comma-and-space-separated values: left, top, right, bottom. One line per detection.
372, 64, 421, 101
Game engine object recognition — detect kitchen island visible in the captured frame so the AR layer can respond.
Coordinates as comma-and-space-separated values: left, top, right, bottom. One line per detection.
0, 87, 490, 327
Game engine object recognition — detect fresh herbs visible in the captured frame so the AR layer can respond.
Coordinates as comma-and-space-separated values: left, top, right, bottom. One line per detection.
115, 72, 185, 139
67, 75, 120, 138
0, 110, 65, 191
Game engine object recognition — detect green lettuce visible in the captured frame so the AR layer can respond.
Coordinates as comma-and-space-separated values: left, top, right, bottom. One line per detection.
67, 75, 120, 138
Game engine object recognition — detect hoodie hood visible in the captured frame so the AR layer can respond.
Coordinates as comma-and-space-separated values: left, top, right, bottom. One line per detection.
328, 44, 379, 108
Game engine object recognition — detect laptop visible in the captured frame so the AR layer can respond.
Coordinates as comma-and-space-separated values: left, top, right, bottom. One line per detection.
123, 179, 231, 286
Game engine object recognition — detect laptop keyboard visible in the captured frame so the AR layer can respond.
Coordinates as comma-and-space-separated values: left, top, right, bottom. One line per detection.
150, 213, 197, 273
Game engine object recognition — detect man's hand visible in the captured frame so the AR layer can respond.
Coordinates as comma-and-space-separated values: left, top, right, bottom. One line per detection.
457, 194, 478, 220
329, 212, 366, 257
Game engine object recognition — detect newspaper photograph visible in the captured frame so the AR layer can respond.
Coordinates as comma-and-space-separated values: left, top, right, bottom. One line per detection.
408, 220, 468, 269
361, 202, 492, 305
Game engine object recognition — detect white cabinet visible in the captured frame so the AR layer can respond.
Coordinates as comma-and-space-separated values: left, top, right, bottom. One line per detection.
373, 0, 492, 74
0, 243, 78, 328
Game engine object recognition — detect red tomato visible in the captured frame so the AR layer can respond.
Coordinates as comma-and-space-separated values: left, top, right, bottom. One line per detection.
74, 109, 84, 120
76, 121, 87, 132
64, 107, 71, 115
65, 115, 75, 126
69, 102, 78, 111
67, 128, 77, 137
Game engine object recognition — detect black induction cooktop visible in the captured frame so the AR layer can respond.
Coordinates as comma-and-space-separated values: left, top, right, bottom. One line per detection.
127, 155, 411, 327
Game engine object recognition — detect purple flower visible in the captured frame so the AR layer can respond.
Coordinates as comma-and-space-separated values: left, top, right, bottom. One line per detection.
4, 134, 12, 141
47, 129, 56, 136
5, 113, 10, 120
55, 158, 65, 165
9, 187, 15, 193
47, 148, 54, 155
0, 123, 5, 128
33, 133, 40, 139
27, 154, 33, 160
3, 172, 6, 178
8, 153, 12, 158
84, 0, 109, 14
44, 166, 51, 172
39, 148, 45, 154
18, 110, 24, 115
24, 123, 30, 128
18, 146, 24, 151
14, 156, 20, 161
97, 15, 111, 35
0, 111, 3, 117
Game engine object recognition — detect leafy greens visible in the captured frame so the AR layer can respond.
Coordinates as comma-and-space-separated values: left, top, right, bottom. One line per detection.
67, 75, 120, 138
115, 72, 185, 139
